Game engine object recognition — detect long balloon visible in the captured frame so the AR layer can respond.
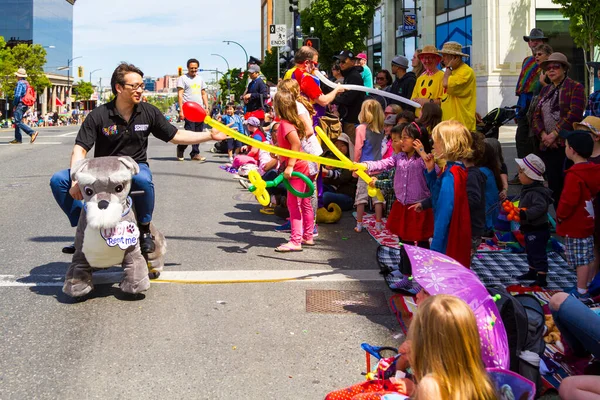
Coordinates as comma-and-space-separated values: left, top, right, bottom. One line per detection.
313, 69, 421, 109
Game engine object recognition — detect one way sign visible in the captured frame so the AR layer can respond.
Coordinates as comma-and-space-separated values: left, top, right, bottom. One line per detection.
269, 24, 287, 47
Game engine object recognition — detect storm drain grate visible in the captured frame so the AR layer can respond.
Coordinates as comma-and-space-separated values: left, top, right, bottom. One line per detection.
306, 290, 390, 315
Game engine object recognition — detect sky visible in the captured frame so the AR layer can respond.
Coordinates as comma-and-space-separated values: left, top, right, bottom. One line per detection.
73, 0, 261, 88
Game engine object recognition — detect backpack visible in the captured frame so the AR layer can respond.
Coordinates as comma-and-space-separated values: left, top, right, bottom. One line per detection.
318, 114, 342, 140
21, 83, 36, 107
487, 286, 545, 395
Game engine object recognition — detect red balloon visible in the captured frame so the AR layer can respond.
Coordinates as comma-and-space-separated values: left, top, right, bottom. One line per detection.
182, 102, 207, 123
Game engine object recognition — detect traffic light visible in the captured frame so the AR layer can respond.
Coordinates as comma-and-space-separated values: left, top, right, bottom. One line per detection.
78, 66, 83, 78
289, 0, 298, 12
178, 66, 183, 76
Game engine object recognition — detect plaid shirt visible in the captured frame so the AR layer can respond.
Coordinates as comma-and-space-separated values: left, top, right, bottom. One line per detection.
375, 169, 396, 216
531, 77, 585, 145
585, 90, 600, 117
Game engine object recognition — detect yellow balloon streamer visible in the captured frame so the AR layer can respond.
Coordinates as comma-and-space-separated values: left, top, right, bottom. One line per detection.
203, 114, 383, 201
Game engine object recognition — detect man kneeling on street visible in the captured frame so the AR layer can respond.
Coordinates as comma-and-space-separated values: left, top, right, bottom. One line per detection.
50, 62, 224, 254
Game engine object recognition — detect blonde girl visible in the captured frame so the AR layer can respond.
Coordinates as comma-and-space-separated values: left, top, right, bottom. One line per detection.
354, 99, 385, 232
273, 90, 314, 252
409, 295, 498, 400
414, 120, 473, 267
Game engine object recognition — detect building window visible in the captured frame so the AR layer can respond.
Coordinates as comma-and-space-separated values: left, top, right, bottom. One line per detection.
436, 0, 471, 15
435, 14, 472, 65
536, 9, 585, 85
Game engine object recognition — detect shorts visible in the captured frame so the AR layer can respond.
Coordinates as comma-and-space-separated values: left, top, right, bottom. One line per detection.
565, 236, 595, 268
354, 179, 384, 206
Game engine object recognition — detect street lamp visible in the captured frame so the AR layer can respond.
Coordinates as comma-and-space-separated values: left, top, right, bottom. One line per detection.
89, 69, 102, 83
64, 56, 82, 108
211, 53, 231, 99
223, 40, 248, 67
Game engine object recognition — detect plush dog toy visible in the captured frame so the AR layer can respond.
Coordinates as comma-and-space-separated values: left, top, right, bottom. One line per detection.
62, 156, 165, 298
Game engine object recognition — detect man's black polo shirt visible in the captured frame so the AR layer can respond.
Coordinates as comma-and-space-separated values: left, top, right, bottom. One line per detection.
75, 100, 178, 164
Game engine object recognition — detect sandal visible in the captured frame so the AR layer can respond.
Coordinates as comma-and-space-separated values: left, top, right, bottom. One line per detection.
259, 207, 275, 215
303, 240, 316, 246
274, 243, 303, 253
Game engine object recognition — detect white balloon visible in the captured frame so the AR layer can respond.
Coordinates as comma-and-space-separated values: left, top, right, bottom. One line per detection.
313, 69, 421, 109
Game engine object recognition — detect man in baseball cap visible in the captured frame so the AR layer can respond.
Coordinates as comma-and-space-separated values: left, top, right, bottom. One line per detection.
389, 55, 416, 110
332, 50, 366, 142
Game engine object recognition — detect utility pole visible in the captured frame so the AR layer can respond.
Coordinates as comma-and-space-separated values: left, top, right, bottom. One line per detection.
288, 0, 299, 52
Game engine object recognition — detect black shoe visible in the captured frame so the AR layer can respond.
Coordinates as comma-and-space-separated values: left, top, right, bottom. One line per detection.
176, 148, 184, 161
62, 243, 76, 254
508, 175, 521, 185
140, 232, 155, 254
517, 269, 537, 281
532, 274, 548, 288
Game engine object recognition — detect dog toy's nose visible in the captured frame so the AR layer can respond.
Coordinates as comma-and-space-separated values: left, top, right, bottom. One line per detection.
97, 200, 110, 210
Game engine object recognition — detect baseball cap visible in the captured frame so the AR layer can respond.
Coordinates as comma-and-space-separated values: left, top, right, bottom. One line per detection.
333, 50, 355, 61
515, 154, 545, 182
391, 56, 409, 69
246, 117, 261, 127
384, 114, 397, 125
248, 64, 261, 73
560, 129, 594, 158
356, 52, 367, 60
573, 116, 600, 137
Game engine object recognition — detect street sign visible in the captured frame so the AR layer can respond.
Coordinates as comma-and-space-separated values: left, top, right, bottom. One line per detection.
403, 14, 417, 32
269, 24, 287, 47
304, 37, 320, 51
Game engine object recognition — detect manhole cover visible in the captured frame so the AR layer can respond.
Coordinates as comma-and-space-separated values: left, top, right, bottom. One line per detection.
306, 290, 390, 315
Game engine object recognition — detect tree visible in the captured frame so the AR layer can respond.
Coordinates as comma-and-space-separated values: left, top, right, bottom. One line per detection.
146, 96, 175, 114
551, 0, 600, 93
217, 68, 247, 104
71, 81, 94, 101
300, 0, 380, 71
0, 37, 51, 100
261, 49, 279, 84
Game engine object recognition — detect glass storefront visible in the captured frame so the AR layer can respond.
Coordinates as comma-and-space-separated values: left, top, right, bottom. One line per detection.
33, 0, 73, 75
367, 6, 383, 76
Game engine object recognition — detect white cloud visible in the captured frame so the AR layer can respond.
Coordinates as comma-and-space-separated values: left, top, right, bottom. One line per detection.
73, 0, 261, 81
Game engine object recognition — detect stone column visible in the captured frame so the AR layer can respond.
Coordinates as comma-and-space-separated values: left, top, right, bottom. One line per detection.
51, 85, 57, 113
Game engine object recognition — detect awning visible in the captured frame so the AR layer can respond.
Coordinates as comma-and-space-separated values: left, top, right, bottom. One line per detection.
55, 98, 64, 106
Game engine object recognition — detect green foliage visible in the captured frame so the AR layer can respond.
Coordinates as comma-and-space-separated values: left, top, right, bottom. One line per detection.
72, 81, 94, 101
146, 96, 175, 114
261, 49, 279, 84
551, 0, 600, 92
0, 37, 51, 99
300, 0, 380, 71
218, 68, 247, 104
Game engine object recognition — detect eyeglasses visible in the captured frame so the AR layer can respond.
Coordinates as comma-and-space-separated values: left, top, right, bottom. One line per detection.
384, 111, 395, 115
123, 83, 145, 91
376, 76, 386, 81
545, 63, 563, 71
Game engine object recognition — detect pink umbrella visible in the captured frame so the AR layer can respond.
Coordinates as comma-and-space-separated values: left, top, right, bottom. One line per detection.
404, 244, 509, 370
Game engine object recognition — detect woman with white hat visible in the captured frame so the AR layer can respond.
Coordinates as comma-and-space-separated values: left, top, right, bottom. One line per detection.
10, 68, 39, 144
531, 52, 585, 206
438, 42, 477, 131
411, 45, 444, 117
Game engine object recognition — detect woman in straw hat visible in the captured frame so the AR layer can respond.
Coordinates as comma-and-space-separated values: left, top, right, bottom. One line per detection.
438, 41, 477, 131
531, 52, 585, 206
411, 45, 444, 117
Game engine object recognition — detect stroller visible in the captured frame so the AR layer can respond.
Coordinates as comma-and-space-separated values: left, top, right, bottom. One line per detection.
477, 106, 518, 139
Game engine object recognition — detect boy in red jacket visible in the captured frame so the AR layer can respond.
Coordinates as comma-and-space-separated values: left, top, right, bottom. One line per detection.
557, 130, 600, 301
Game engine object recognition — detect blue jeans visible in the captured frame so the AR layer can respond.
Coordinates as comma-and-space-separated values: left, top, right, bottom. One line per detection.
323, 185, 354, 211
552, 295, 600, 358
177, 120, 204, 156
14, 103, 35, 142
50, 163, 155, 227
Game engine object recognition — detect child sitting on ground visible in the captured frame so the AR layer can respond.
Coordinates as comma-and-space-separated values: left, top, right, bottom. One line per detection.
556, 130, 600, 300
354, 99, 386, 232
415, 120, 472, 267
515, 154, 553, 288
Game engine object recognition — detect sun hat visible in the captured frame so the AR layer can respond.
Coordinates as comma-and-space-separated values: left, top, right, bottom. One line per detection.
515, 154, 545, 182
574, 116, 600, 136
356, 52, 367, 60
540, 52, 571, 71
391, 56, 409, 69
246, 117, 261, 127
14, 68, 27, 78
417, 45, 442, 61
523, 28, 548, 42
559, 130, 594, 158
438, 42, 469, 58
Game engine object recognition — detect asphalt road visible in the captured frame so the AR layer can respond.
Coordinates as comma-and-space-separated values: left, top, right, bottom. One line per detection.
0, 124, 521, 399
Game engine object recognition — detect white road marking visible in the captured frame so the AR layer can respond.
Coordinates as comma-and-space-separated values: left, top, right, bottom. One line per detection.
58, 131, 78, 137
0, 269, 382, 287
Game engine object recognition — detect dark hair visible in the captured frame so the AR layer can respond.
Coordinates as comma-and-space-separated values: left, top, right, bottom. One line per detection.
418, 102, 442, 130
479, 142, 503, 191
294, 46, 318, 64
397, 110, 416, 124
376, 69, 393, 86
466, 131, 486, 164
403, 122, 432, 154
332, 64, 341, 72
111, 62, 144, 95
390, 122, 408, 136
187, 58, 200, 68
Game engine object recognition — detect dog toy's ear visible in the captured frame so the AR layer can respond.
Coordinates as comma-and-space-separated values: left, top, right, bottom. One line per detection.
118, 156, 140, 176
70, 159, 90, 181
